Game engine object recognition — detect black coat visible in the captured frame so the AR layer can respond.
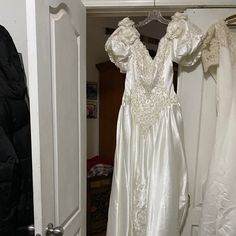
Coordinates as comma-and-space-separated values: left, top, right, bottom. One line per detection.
0, 25, 33, 236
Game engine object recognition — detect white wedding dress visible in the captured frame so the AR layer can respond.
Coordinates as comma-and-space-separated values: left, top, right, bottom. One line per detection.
105, 12, 202, 236
199, 21, 236, 236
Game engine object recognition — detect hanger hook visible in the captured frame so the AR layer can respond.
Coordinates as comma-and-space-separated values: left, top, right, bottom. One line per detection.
154, 0, 156, 7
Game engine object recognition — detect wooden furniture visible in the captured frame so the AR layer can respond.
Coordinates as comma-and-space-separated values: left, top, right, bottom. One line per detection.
87, 175, 113, 236
96, 61, 125, 161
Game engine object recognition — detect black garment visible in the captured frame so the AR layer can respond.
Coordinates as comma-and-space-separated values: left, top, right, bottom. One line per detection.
0, 25, 33, 236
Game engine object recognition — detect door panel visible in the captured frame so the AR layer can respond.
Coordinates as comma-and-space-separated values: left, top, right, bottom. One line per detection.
26, 0, 86, 235
50, 7, 81, 227
179, 8, 236, 236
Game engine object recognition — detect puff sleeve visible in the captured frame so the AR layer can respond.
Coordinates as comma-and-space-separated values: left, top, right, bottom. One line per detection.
105, 17, 139, 73
166, 12, 203, 66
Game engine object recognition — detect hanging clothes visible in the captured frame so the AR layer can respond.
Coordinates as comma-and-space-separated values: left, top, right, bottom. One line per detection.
0, 25, 33, 236
105, 12, 203, 236
199, 21, 236, 236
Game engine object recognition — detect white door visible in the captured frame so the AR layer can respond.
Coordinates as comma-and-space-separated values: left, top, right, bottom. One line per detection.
179, 8, 236, 236
26, 0, 86, 235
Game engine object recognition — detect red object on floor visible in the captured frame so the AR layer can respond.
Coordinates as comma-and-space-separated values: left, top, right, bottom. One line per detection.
87, 156, 113, 171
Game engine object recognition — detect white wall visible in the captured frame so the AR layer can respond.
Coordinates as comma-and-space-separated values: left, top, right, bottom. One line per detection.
87, 15, 167, 158
0, 0, 28, 78
87, 16, 122, 159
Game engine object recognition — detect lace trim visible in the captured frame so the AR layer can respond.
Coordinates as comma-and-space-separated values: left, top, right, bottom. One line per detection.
123, 38, 179, 133
228, 32, 236, 69
202, 21, 236, 73
215, 22, 229, 48
216, 22, 236, 69
202, 25, 219, 73
133, 182, 148, 236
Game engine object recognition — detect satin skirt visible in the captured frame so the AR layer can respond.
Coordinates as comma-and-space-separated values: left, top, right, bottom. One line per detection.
199, 49, 236, 236
106, 103, 188, 236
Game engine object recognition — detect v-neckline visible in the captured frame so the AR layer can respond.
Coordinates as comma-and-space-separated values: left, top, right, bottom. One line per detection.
138, 37, 161, 62
132, 21, 167, 62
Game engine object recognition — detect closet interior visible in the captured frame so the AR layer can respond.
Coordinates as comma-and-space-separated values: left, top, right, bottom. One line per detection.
86, 10, 179, 236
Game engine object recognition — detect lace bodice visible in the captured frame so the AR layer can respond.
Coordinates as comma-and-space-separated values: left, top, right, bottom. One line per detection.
105, 12, 203, 132
202, 21, 236, 73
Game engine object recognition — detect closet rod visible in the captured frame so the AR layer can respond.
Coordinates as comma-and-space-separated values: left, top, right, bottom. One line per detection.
87, 8, 183, 17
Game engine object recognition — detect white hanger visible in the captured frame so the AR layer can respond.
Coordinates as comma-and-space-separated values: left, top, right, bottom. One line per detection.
135, 10, 170, 28
135, 1, 170, 28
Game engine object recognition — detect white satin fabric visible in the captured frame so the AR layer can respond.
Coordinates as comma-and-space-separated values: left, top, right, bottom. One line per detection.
199, 22, 236, 236
105, 12, 202, 236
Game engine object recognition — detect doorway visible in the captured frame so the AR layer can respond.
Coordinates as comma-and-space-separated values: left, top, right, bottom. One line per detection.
85, 7, 236, 236
86, 11, 180, 235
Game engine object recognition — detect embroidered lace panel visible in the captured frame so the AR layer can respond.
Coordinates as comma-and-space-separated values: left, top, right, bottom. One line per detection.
202, 25, 220, 73
228, 32, 236, 69
216, 22, 236, 68
123, 37, 179, 133
133, 182, 148, 236
202, 22, 236, 72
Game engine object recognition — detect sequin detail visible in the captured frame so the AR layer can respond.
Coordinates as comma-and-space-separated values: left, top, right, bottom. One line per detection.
127, 38, 179, 132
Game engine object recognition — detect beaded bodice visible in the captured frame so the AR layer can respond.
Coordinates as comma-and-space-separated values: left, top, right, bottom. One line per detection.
125, 37, 179, 132
105, 13, 202, 133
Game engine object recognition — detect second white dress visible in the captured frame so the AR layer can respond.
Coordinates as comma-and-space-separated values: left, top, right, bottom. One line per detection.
105, 13, 203, 236
200, 21, 236, 236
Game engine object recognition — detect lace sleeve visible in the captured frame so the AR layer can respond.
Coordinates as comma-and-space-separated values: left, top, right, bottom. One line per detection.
201, 24, 220, 73
166, 12, 203, 66
105, 17, 139, 73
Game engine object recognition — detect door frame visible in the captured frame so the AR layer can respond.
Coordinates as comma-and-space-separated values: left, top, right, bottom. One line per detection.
26, 1, 236, 235
83, 5, 236, 236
